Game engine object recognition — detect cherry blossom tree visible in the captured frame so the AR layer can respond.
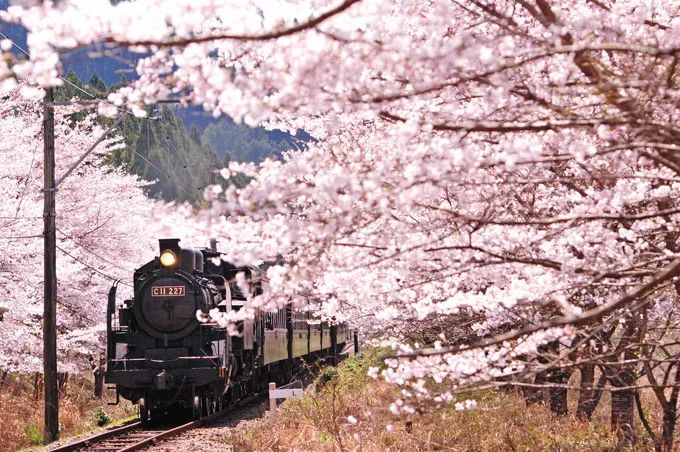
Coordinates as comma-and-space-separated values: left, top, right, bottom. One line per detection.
0, 86, 209, 374
4, 0, 680, 447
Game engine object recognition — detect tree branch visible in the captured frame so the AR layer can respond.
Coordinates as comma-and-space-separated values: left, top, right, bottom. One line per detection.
105, 0, 361, 47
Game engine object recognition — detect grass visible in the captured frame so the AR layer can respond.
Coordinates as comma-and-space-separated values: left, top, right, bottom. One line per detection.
222, 350, 624, 451
0, 372, 136, 451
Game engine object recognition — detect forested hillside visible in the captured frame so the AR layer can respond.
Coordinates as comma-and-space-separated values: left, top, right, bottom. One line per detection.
55, 71, 298, 203
203, 116, 307, 163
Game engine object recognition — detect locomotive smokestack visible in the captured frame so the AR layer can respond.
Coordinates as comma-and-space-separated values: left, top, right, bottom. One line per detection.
210, 238, 217, 252
159, 238, 181, 253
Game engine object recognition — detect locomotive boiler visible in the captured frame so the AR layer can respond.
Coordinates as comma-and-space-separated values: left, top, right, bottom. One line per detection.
106, 238, 350, 421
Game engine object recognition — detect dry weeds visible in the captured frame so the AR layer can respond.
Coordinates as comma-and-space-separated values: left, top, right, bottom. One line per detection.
222, 351, 633, 451
0, 373, 135, 451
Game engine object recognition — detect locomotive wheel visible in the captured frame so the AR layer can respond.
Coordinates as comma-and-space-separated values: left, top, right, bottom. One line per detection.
192, 395, 202, 420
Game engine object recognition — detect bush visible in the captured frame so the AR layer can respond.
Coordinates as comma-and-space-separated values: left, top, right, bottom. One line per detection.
24, 425, 42, 445
314, 366, 339, 392
92, 407, 112, 427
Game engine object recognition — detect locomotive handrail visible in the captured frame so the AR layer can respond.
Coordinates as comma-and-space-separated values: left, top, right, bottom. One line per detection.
106, 282, 118, 376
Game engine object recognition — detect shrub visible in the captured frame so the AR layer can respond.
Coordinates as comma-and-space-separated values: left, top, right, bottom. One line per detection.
92, 407, 112, 427
24, 425, 42, 445
314, 366, 339, 392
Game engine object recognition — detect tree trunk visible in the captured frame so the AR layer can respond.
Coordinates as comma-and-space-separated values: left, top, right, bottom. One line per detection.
611, 383, 635, 443
0, 369, 8, 392
661, 409, 676, 452
605, 314, 642, 446
57, 372, 69, 395
522, 370, 547, 405
660, 363, 680, 452
546, 367, 572, 415
93, 366, 104, 399
577, 363, 603, 419
610, 351, 637, 445
32, 372, 42, 400
5, 374, 15, 394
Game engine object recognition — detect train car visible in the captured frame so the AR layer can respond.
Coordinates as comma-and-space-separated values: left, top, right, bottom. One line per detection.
105, 238, 350, 421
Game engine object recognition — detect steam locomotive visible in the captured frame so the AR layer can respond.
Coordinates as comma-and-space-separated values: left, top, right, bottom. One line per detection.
106, 238, 350, 420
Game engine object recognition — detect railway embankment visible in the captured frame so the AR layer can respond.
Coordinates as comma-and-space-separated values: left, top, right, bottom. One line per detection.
214, 350, 621, 451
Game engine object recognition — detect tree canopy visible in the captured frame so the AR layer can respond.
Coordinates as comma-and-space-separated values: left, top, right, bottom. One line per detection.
4, 1, 680, 447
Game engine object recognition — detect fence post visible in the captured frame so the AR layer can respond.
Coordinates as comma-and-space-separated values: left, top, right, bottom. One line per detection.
269, 382, 277, 418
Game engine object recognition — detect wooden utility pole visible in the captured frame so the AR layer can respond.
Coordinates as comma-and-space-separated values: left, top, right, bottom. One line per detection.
43, 87, 58, 443
41, 96, 125, 443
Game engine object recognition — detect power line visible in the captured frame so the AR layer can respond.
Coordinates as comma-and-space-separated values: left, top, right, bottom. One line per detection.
56, 245, 132, 287
0, 30, 30, 57
0, 215, 42, 219
0, 31, 134, 116
56, 228, 134, 274
56, 112, 128, 187
2, 31, 204, 203
127, 144, 196, 198
2, 32, 205, 180
157, 118, 196, 183
12, 135, 39, 218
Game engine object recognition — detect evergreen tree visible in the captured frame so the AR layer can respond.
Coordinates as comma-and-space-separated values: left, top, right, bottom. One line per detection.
53, 72, 303, 203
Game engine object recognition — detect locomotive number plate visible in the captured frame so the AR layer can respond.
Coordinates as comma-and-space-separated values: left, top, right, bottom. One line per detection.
151, 285, 185, 297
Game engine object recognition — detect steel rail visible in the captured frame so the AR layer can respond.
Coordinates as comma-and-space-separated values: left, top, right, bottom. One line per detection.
49, 394, 260, 452
48, 421, 141, 451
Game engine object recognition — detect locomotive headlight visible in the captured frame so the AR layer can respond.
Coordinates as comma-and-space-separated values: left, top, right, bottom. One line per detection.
160, 250, 177, 267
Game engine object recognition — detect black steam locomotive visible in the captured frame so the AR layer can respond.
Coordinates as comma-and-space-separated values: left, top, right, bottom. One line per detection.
106, 238, 350, 420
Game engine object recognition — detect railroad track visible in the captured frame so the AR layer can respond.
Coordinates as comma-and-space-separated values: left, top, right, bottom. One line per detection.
49, 395, 260, 452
